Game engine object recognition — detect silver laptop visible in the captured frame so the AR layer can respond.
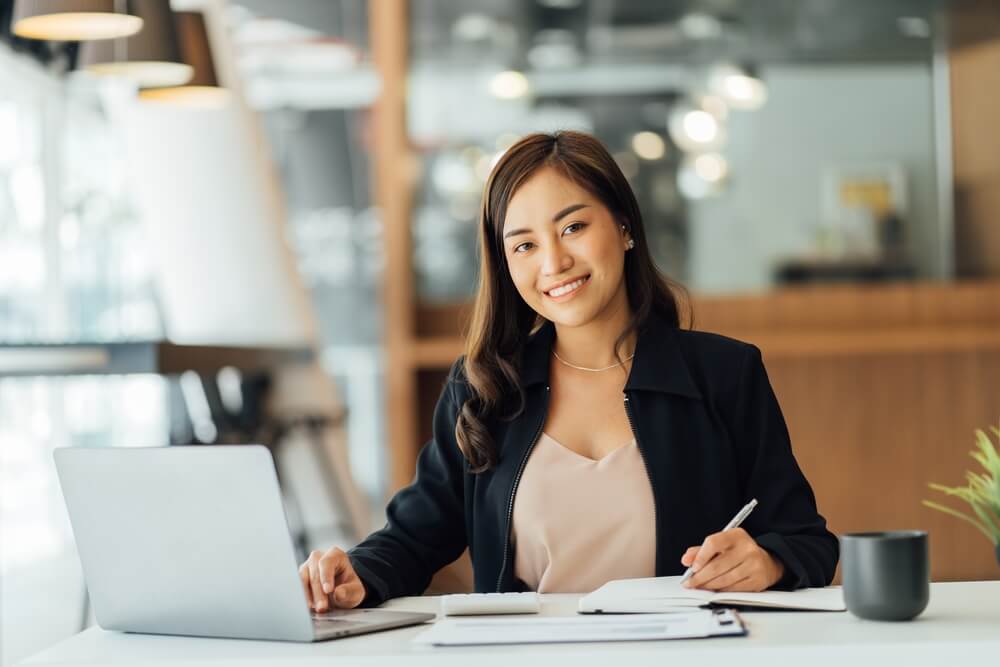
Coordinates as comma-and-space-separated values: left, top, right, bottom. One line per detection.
53, 445, 434, 642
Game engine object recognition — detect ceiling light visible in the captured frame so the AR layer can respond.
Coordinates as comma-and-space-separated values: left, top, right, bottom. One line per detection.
631, 131, 666, 161
452, 13, 494, 42
668, 101, 727, 152
677, 154, 728, 199
137, 11, 229, 107
139, 86, 230, 107
678, 12, 722, 40
707, 64, 768, 111
12, 0, 143, 41
78, 0, 192, 89
897, 16, 931, 39
489, 70, 530, 99
684, 111, 718, 143
693, 153, 728, 183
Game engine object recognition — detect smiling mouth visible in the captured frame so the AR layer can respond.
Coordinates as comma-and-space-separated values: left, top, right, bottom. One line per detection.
544, 275, 590, 299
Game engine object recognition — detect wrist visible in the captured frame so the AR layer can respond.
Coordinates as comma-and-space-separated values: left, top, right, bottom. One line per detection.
768, 552, 786, 587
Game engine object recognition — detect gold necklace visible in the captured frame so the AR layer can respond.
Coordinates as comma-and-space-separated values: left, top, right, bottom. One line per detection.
552, 349, 635, 372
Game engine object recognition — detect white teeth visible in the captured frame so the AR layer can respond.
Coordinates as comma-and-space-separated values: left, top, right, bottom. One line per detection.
548, 277, 587, 298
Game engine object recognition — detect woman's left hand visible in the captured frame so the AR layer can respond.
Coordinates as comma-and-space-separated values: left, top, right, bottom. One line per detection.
680, 527, 785, 592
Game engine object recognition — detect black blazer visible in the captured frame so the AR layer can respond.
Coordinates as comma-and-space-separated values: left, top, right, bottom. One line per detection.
348, 313, 838, 606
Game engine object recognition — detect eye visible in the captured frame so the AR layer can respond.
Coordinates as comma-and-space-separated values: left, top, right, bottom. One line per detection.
562, 222, 586, 236
513, 241, 534, 254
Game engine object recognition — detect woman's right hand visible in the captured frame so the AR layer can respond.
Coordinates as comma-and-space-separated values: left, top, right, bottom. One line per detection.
299, 547, 367, 611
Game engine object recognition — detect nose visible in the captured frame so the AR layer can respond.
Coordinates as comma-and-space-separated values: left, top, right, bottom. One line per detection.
540, 240, 572, 277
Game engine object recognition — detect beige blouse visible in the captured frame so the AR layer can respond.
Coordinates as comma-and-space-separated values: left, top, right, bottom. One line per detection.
511, 432, 656, 593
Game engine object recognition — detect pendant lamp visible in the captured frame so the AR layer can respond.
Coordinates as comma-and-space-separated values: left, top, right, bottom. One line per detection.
12, 0, 143, 41
138, 11, 229, 106
77, 0, 192, 89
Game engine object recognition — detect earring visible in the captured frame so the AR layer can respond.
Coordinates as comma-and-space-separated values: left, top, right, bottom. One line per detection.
627, 238, 635, 250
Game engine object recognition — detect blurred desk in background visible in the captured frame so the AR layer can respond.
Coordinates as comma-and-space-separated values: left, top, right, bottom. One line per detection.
774, 257, 917, 285
0, 342, 312, 377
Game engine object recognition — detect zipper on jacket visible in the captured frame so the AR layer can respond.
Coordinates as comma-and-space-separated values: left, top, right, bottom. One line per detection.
495, 385, 550, 591
624, 393, 659, 570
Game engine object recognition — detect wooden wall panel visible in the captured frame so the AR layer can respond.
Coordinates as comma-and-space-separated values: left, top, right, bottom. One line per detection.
767, 351, 1000, 582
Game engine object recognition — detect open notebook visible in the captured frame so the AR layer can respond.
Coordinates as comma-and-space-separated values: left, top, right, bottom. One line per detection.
578, 576, 845, 613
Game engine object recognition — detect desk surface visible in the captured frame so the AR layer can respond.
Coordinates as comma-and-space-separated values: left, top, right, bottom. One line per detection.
22, 581, 1000, 666
0, 342, 311, 377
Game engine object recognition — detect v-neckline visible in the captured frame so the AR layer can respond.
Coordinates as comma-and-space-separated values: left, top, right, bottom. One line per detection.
540, 432, 636, 464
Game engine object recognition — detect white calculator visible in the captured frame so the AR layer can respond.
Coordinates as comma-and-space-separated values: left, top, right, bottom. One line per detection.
440, 592, 541, 616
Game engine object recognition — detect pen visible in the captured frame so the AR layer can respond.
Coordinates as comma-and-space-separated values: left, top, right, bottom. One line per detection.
679, 498, 758, 585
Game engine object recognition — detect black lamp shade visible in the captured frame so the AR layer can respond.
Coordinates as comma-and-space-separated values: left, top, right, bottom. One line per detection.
138, 10, 229, 106
77, 0, 193, 89
174, 10, 217, 87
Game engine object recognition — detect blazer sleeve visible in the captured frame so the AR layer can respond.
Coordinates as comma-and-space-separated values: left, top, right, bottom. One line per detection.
347, 360, 468, 606
725, 345, 839, 589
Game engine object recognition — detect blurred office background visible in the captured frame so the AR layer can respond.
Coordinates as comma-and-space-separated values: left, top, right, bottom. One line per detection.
2, 0, 1000, 664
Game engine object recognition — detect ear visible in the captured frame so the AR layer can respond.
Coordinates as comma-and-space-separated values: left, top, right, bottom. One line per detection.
620, 222, 634, 250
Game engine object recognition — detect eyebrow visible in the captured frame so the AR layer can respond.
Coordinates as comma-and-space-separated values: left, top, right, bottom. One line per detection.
502, 203, 591, 240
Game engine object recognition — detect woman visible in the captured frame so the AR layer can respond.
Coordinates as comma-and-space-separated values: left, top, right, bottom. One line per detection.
300, 131, 838, 612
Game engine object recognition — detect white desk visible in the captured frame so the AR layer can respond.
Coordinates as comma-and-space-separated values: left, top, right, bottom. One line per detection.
21, 582, 1000, 666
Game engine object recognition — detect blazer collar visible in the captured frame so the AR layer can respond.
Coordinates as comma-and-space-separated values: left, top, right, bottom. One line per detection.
520, 313, 702, 399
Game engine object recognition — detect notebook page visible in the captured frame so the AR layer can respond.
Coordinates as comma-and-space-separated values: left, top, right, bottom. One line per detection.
578, 576, 713, 612
579, 576, 845, 612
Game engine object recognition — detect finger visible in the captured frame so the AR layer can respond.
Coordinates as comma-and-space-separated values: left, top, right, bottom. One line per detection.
685, 543, 742, 590
318, 551, 346, 595
307, 552, 329, 611
689, 532, 733, 574
687, 554, 740, 590
333, 580, 366, 608
717, 575, 756, 593
299, 563, 313, 607
681, 547, 699, 566
701, 562, 750, 591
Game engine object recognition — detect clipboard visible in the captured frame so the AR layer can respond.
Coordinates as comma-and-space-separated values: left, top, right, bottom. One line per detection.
412, 609, 747, 646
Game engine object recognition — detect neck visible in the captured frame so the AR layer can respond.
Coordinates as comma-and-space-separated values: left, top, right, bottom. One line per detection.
552, 289, 635, 370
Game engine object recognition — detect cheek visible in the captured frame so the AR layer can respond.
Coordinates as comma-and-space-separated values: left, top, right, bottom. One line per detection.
586, 236, 625, 277
506, 260, 538, 301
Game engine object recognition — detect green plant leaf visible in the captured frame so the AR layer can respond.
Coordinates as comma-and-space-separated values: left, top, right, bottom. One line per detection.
922, 500, 997, 543
924, 424, 1000, 546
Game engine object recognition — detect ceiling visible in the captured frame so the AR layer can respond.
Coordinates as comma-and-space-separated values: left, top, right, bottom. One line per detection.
231, 0, 991, 67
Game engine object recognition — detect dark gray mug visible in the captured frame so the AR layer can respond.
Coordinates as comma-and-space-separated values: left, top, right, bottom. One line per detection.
840, 531, 929, 621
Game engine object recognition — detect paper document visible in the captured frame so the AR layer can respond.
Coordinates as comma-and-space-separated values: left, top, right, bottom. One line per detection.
413, 610, 745, 646
578, 576, 845, 613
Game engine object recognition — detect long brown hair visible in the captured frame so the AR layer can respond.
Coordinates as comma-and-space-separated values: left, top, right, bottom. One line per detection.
456, 131, 688, 472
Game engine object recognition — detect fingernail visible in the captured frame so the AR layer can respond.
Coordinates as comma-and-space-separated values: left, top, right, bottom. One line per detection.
323, 582, 332, 593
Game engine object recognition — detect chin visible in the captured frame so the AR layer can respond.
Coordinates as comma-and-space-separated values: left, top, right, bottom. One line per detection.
541, 307, 598, 329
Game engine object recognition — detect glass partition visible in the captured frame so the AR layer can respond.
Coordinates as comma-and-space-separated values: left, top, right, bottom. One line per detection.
407, 0, 950, 297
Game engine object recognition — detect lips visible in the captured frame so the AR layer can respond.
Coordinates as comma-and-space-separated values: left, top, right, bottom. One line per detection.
544, 274, 590, 299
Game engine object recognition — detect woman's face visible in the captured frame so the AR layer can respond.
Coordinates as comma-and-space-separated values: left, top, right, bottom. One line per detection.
501, 167, 632, 329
